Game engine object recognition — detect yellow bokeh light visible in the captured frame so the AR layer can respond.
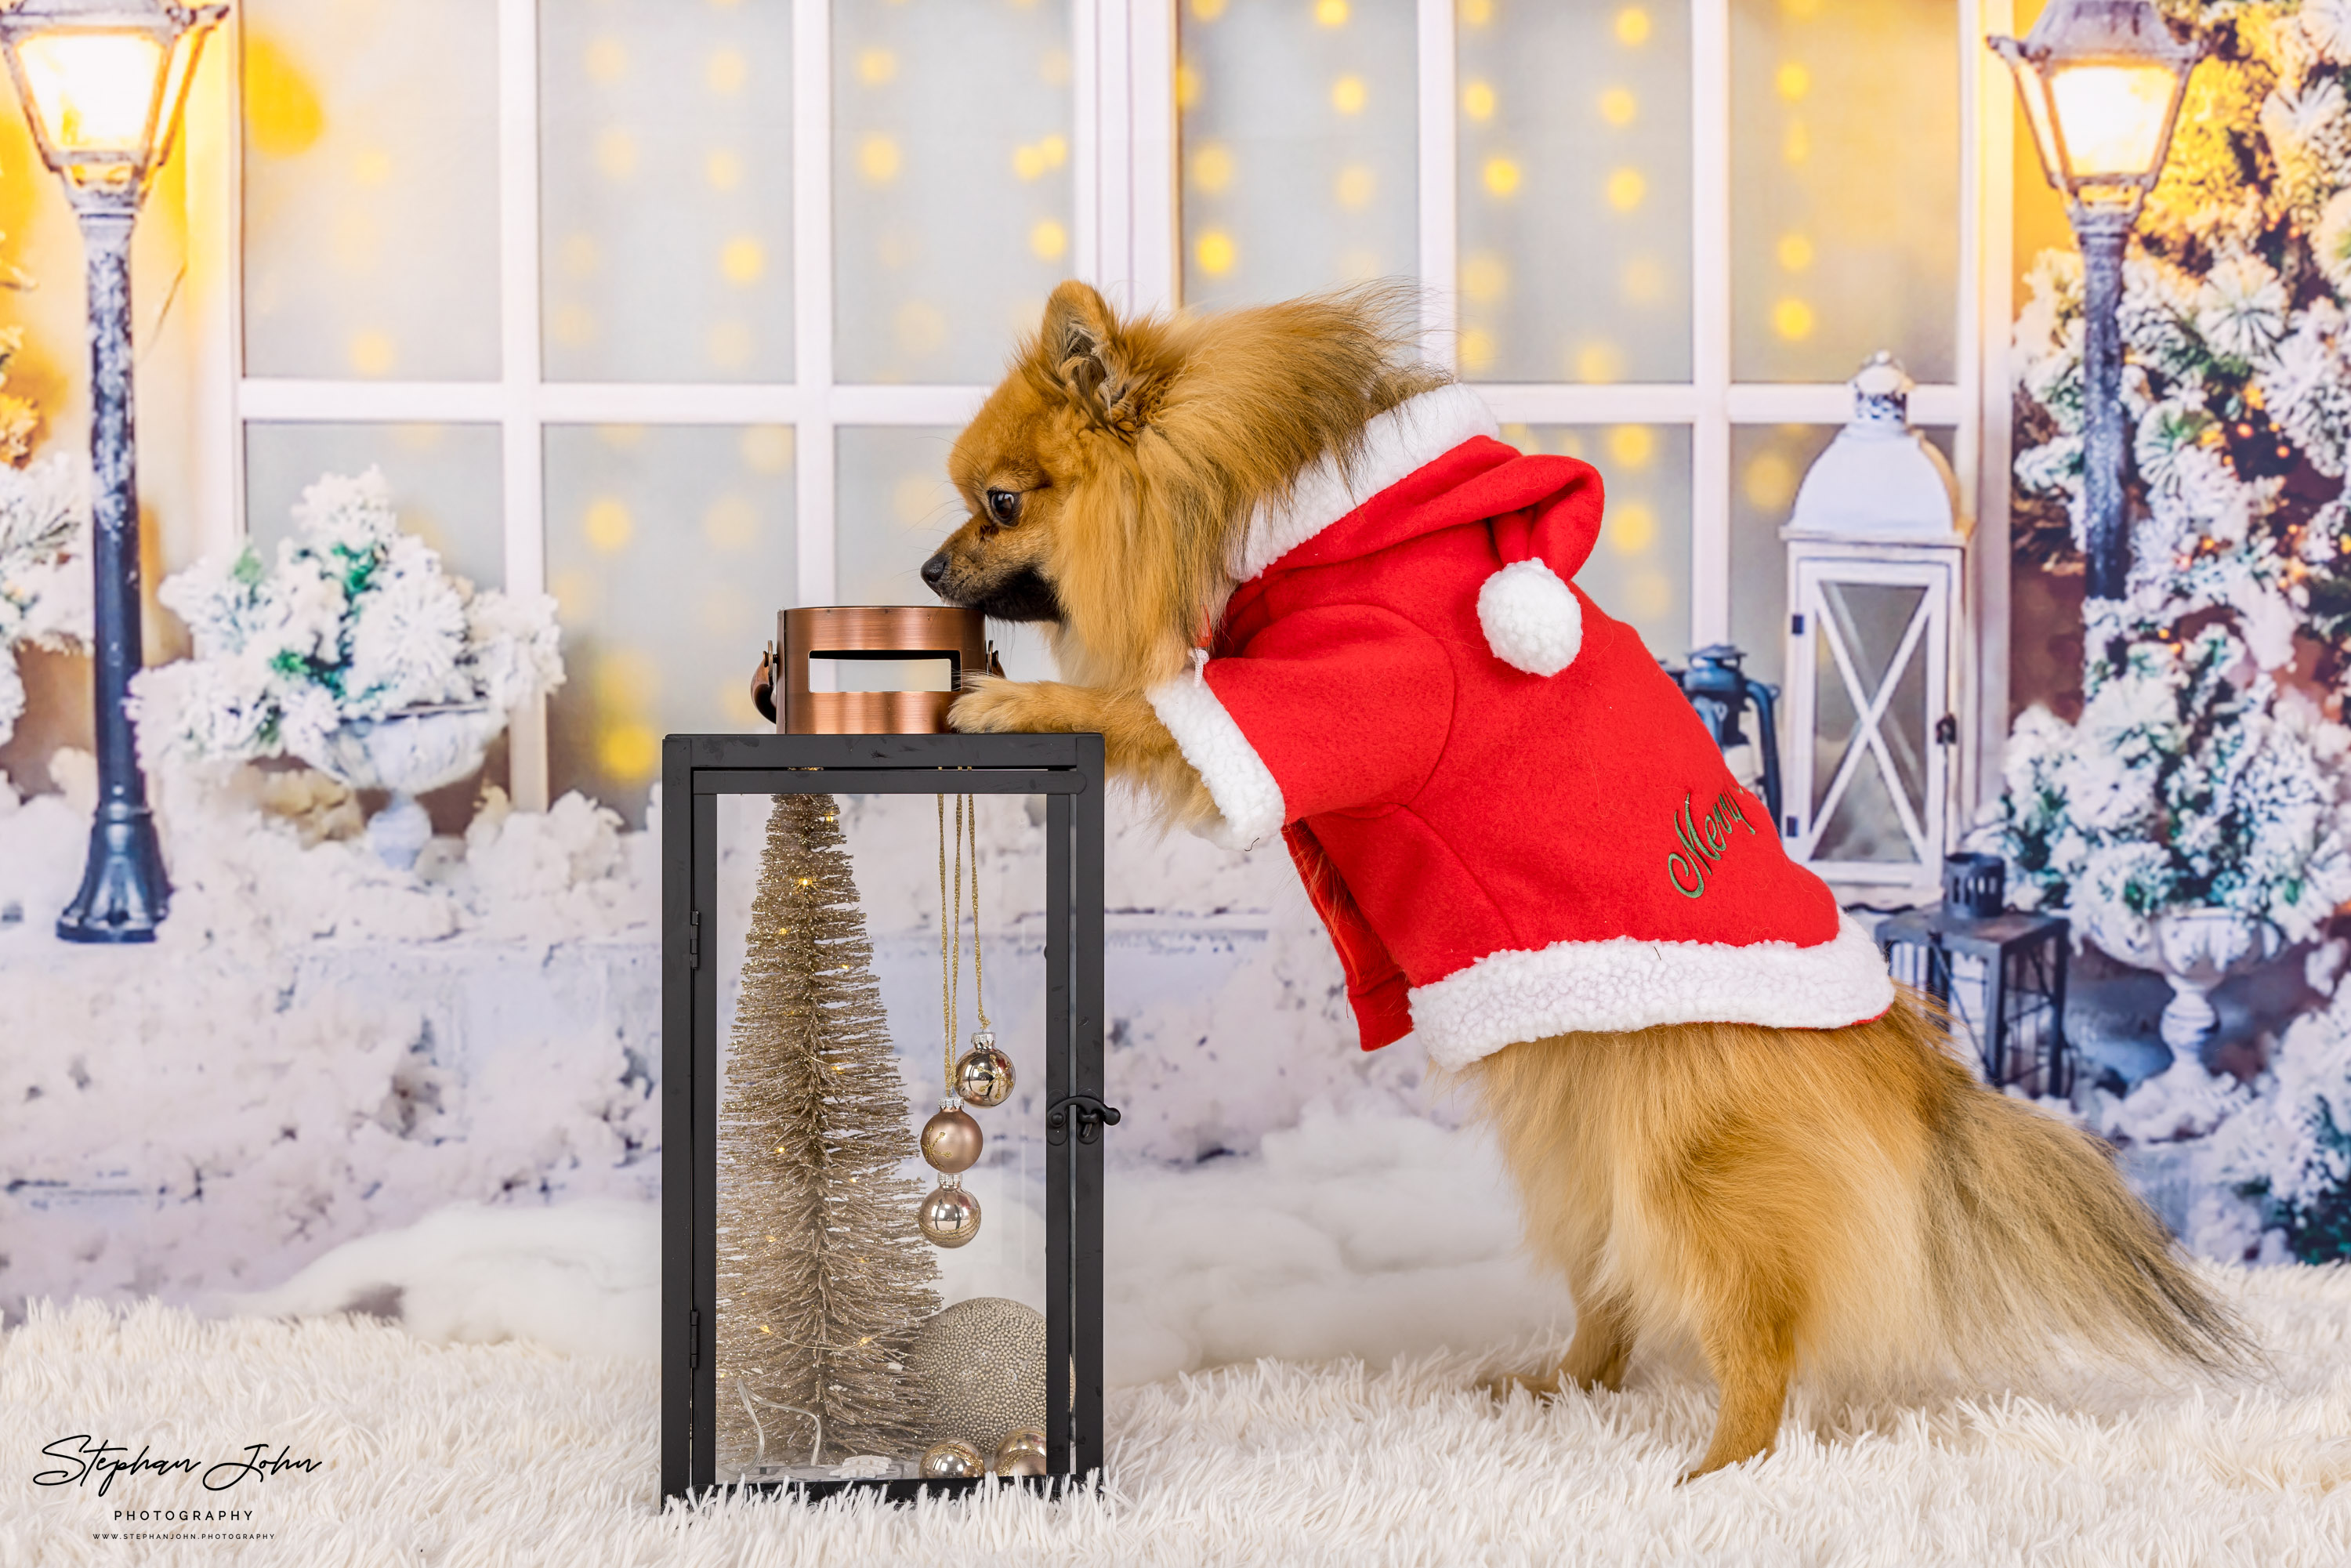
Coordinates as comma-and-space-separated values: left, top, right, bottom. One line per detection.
596, 127, 638, 180
1606, 168, 1646, 211
1772, 298, 1816, 339
560, 233, 599, 277
893, 474, 941, 525
1483, 156, 1522, 197
897, 299, 947, 355
1776, 63, 1811, 102
1195, 230, 1236, 277
1014, 143, 1048, 180
353, 147, 393, 187
1621, 255, 1666, 303
1744, 451, 1798, 510
245, 33, 324, 158
1463, 80, 1496, 122
1462, 0, 1494, 23
1041, 133, 1068, 168
1609, 501, 1657, 555
706, 147, 742, 190
597, 425, 647, 451
1190, 0, 1226, 18
348, 331, 396, 376
720, 237, 766, 284
1459, 328, 1497, 373
1615, 7, 1652, 45
549, 303, 596, 346
1781, 0, 1823, 16
703, 494, 759, 552
1777, 232, 1813, 270
1607, 425, 1655, 469
1599, 88, 1637, 127
1192, 142, 1234, 194
858, 133, 902, 183
1574, 341, 1625, 382
1784, 121, 1810, 164
1316, 0, 1350, 25
741, 425, 795, 474
857, 47, 897, 86
1030, 219, 1068, 260
1461, 252, 1508, 303
585, 498, 634, 553
1176, 62, 1201, 108
1335, 164, 1375, 209
708, 48, 748, 95
1331, 75, 1367, 114
599, 722, 660, 783
1040, 48, 1072, 87
1626, 569, 1672, 621
596, 651, 657, 711
585, 36, 628, 85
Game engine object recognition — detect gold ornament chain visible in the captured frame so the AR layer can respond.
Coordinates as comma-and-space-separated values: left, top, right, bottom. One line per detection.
936, 794, 990, 1097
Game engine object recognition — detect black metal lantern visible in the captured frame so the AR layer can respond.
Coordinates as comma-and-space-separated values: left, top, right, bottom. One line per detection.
662, 731, 1107, 1501
1660, 643, 1783, 830
1876, 854, 2074, 1098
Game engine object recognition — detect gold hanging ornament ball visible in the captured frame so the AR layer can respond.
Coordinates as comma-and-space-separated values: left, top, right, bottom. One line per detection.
918, 1439, 984, 1479
992, 1428, 1049, 1478
920, 1102, 984, 1173
918, 1178, 982, 1248
955, 1032, 1015, 1108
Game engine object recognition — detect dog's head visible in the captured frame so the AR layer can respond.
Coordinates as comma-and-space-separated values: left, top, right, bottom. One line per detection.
924, 278, 1444, 689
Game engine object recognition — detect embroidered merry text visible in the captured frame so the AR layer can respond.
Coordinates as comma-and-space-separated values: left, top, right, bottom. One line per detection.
1665, 790, 1759, 898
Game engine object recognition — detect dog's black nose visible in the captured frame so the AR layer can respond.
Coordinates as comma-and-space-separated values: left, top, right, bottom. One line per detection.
920, 551, 950, 592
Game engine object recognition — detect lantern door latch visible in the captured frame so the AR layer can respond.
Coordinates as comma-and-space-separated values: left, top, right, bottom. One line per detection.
687, 911, 702, 970
1046, 1094, 1121, 1146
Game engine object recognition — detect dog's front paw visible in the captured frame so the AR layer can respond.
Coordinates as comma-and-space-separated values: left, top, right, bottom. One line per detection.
948, 674, 1038, 734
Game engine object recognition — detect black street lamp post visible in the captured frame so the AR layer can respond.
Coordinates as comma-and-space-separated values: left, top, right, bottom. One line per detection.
1990, 0, 2204, 608
0, 0, 226, 942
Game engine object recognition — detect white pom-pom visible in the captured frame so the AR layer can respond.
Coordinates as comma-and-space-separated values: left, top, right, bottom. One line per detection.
1476, 559, 1582, 675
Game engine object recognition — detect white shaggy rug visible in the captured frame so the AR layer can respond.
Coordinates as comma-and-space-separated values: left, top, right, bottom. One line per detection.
5, 1268, 2351, 1566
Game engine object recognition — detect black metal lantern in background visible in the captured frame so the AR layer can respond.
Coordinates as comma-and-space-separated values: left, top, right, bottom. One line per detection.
663, 731, 1108, 1501
0, 0, 228, 941
1877, 853, 2074, 1098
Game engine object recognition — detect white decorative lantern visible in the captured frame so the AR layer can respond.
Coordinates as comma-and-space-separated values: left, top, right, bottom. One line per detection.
1780, 353, 1968, 893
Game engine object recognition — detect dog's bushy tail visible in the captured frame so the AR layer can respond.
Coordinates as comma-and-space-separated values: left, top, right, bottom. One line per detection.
1905, 1002, 2252, 1374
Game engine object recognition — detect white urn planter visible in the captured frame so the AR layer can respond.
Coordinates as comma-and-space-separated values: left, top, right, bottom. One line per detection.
297, 704, 505, 870
2085, 906, 2286, 1052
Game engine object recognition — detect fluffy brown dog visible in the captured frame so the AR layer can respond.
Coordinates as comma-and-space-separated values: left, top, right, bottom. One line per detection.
926, 279, 2248, 1479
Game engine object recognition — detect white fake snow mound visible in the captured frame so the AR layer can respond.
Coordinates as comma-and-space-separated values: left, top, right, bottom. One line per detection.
228, 1107, 1566, 1383
7, 1268, 2350, 1566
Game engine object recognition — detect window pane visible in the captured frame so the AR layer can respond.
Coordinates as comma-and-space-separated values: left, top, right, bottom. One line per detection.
544, 424, 797, 820
1496, 423, 1690, 662
1729, 0, 1959, 383
241, 0, 500, 380
243, 422, 505, 592
1179, 0, 1417, 307
540, 0, 793, 382
1458, 2, 1691, 382
832, 0, 1074, 383
835, 425, 1052, 686
1727, 422, 1833, 697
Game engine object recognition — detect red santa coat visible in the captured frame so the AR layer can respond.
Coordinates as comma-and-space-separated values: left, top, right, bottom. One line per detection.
1147, 385, 1893, 1069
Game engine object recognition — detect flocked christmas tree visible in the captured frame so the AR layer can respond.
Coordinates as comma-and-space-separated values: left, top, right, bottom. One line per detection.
715, 793, 940, 1467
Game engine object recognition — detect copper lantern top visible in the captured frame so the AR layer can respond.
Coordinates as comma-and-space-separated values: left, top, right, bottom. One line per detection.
751, 606, 994, 735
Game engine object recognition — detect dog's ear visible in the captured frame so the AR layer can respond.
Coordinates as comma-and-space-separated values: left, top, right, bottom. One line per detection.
1041, 280, 1153, 436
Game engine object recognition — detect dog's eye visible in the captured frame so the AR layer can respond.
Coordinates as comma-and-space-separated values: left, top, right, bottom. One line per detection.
984, 489, 1021, 525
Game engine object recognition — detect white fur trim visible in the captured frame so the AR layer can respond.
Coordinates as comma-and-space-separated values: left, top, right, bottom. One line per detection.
1407, 911, 1896, 1069
1147, 654, 1287, 851
1230, 384, 1500, 582
1476, 559, 1583, 675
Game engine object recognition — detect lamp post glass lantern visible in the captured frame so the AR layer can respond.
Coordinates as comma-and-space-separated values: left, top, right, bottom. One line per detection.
1989, 0, 2204, 607
0, 0, 226, 943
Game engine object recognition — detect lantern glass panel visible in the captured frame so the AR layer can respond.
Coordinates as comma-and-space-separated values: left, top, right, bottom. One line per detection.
1808, 581, 1929, 865
712, 790, 1050, 1485
2048, 61, 2177, 179
1177, 0, 1418, 309
1454, 0, 1694, 383
15, 31, 165, 159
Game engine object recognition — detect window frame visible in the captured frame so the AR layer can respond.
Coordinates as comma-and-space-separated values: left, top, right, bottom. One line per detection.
195, 0, 2014, 819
